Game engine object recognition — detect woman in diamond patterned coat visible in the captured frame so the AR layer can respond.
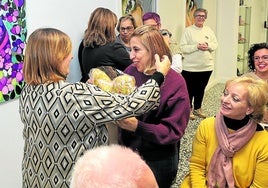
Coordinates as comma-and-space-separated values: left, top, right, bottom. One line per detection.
19, 28, 170, 188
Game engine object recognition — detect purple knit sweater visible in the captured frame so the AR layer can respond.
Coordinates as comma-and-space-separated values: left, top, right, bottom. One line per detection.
120, 65, 190, 160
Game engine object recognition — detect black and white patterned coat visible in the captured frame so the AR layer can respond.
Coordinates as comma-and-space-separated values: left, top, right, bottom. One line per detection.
19, 79, 160, 188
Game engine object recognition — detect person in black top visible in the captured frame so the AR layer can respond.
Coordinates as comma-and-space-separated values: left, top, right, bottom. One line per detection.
80, 7, 132, 82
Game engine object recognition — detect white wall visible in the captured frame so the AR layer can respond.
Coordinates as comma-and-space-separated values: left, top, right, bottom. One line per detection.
0, 99, 22, 187
245, 0, 268, 43
26, 0, 121, 83
214, 0, 239, 83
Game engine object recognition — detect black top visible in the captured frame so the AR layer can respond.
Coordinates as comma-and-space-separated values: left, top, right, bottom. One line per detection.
223, 115, 263, 131
78, 40, 84, 75
80, 42, 132, 82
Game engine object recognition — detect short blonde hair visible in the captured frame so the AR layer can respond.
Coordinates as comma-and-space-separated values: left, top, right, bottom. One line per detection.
23, 28, 72, 85
225, 76, 268, 122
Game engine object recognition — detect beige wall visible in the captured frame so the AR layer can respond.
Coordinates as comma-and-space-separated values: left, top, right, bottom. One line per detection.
245, 0, 268, 43
158, 0, 185, 44
215, 0, 240, 83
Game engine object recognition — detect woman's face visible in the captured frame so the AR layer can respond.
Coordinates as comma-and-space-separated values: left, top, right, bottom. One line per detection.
220, 83, 253, 120
253, 48, 268, 73
194, 11, 206, 27
143, 19, 160, 30
119, 19, 134, 43
61, 53, 73, 76
129, 36, 150, 73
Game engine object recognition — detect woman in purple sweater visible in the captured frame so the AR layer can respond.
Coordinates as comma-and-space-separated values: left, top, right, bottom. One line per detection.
117, 25, 190, 188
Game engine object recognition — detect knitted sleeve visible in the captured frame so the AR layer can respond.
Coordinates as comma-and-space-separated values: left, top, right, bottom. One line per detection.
189, 117, 216, 187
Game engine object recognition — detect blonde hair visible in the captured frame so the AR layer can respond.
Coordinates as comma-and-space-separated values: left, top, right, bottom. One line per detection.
225, 76, 268, 122
23, 28, 72, 85
84, 7, 117, 47
130, 25, 172, 74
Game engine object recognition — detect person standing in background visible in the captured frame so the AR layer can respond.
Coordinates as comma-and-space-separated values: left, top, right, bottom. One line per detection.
81, 9, 133, 145
117, 25, 190, 188
180, 8, 218, 120
80, 7, 132, 82
142, 12, 161, 30
116, 14, 137, 53
19, 27, 171, 188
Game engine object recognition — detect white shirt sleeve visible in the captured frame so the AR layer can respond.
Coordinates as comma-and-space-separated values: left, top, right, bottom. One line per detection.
171, 54, 183, 73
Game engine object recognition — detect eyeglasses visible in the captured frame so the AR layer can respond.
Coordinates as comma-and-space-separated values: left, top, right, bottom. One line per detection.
253, 55, 268, 62
120, 26, 134, 32
195, 15, 206, 19
160, 30, 172, 38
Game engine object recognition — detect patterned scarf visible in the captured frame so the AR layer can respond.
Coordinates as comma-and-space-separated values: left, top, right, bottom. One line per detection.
207, 112, 257, 188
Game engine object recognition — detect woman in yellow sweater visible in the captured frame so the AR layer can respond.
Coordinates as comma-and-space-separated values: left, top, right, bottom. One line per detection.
181, 76, 268, 188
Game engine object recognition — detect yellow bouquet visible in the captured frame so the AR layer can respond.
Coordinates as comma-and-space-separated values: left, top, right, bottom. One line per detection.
89, 66, 136, 95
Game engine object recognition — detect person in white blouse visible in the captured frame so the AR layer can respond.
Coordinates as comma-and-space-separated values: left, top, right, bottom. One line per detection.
180, 8, 218, 120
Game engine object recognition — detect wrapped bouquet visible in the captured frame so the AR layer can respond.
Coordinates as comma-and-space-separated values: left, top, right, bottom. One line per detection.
89, 66, 136, 95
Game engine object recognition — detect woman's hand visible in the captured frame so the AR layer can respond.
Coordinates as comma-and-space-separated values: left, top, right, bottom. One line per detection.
116, 117, 138, 132
197, 42, 209, 51
86, 78, 93, 84
155, 54, 171, 76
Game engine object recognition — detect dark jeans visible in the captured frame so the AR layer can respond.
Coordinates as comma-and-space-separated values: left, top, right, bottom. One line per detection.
181, 70, 212, 109
146, 150, 178, 188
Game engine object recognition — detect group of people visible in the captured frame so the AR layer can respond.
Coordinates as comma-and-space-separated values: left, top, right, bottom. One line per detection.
19, 26, 170, 188
19, 5, 268, 188
78, 8, 190, 188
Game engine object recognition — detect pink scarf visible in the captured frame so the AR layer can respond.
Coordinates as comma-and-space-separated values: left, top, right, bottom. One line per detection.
207, 112, 257, 188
